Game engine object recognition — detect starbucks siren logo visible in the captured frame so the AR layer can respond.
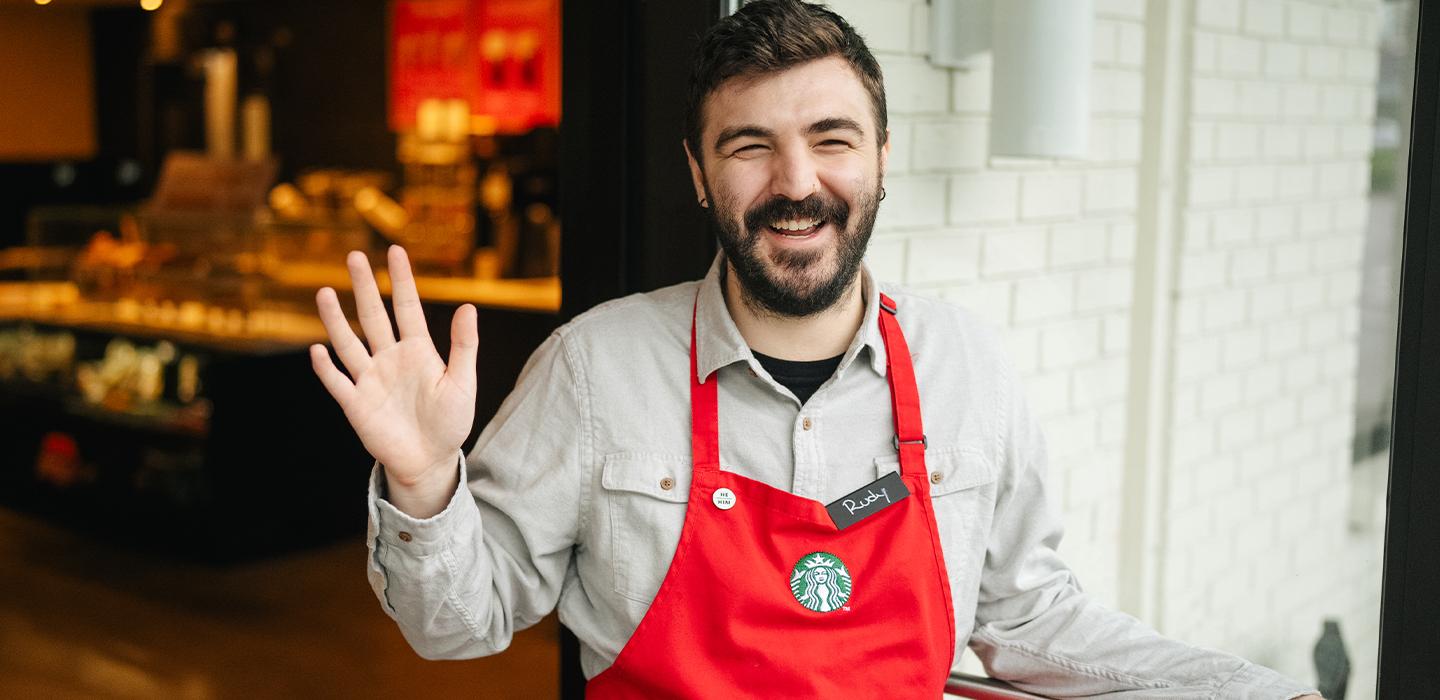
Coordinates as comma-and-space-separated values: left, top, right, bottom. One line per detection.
789, 552, 852, 613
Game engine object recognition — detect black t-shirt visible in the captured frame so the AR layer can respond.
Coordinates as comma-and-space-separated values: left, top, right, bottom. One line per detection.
751, 350, 844, 405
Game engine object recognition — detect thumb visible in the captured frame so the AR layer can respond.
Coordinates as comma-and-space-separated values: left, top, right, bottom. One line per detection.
446, 303, 479, 391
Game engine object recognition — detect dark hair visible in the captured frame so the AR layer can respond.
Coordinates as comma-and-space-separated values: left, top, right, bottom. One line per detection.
684, 0, 888, 161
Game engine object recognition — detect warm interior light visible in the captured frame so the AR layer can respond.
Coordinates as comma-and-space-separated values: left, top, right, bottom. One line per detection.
34, 0, 53, 6
140, 0, 163, 10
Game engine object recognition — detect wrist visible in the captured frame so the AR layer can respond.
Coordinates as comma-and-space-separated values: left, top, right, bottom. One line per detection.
383, 453, 461, 519
386, 451, 461, 489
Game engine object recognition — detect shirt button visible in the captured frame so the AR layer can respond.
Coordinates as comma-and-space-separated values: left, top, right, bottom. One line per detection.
802, 417, 812, 430
660, 477, 675, 491
398, 531, 413, 542
930, 472, 944, 485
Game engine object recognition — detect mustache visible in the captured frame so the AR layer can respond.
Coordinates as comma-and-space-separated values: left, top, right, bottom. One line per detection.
743, 194, 849, 235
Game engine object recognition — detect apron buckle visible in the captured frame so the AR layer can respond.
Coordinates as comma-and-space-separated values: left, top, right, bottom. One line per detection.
893, 434, 927, 451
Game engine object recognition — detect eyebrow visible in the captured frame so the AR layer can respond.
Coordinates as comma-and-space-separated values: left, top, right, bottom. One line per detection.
806, 117, 865, 137
713, 126, 774, 152
712, 117, 868, 152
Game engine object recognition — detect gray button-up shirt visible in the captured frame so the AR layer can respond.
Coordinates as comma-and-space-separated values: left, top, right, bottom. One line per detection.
365, 254, 1314, 698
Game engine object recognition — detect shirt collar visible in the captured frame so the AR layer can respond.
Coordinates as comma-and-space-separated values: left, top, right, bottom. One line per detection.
693, 252, 889, 383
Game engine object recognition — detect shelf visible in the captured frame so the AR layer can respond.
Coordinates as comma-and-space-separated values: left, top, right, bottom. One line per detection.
0, 288, 325, 354
0, 261, 561, 355
0, 378, 210, 438
60, 396, 211, 438
266, 262, 561, 313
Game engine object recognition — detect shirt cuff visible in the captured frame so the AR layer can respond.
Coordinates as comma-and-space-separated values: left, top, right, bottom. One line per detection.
368, 451, 475, 555
1217, 661, 1319, 700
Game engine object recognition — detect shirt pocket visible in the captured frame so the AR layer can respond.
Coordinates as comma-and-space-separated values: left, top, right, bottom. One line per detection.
874, 447, 997, 602
600, 452, 691, 606
873, 445, 996, 495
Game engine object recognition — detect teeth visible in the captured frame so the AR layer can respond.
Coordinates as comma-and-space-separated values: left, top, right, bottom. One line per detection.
772, 218, 820, 231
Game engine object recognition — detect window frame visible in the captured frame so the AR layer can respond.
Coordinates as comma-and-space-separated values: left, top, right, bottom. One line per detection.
1378, 0, 1440, 693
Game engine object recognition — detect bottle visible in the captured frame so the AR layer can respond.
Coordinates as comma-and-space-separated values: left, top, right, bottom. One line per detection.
1312, 618, 1350, 700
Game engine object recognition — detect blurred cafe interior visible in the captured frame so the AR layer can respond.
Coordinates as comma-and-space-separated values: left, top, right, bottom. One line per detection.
0, 0, 716, 696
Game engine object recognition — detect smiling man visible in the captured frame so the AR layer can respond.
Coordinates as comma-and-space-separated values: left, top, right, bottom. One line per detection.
313, 1, 1321, 697
693, 53, 883, 323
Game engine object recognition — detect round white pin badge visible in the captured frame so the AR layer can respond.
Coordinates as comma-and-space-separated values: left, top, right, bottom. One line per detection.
712, 487, 736, 510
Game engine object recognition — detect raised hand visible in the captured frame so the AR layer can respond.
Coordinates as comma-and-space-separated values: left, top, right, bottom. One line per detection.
311, 245, 478, 511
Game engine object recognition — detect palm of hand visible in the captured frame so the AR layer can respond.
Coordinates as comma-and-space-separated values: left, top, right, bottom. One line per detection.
310, 246, 480, 487
346, 337, 474, 483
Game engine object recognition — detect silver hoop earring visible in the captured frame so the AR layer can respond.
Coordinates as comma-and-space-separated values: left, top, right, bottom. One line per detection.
879, 187, 887, 201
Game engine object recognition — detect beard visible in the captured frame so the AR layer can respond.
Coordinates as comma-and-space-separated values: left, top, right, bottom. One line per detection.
705, 182, 881, 318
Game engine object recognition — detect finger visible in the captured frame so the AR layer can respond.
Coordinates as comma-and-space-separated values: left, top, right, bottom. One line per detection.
446, 304, 479, 391
310, 344, 356, 408
346, 250, 396, 352
388, 245, 431, 342
315, 287, 373, 377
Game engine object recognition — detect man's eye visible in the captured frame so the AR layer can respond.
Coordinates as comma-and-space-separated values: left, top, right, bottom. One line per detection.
733, 144, 767, 154
818, 139, 851, 148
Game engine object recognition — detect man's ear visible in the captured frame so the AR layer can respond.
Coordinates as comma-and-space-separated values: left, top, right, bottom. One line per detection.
879, 128, 891, 178
683, 139, 708, 206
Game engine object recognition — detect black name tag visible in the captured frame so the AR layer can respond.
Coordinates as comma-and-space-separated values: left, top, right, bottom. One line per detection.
825, 471, 910, 530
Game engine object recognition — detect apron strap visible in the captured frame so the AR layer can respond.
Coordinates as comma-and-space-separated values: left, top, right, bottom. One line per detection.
688, 291, 928, 480
691, 299, 721, 474
877, 293, 928, 480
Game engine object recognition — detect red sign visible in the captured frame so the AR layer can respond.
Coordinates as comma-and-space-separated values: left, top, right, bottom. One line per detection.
468, 0, 561, 134
389, 0, 473, 132
389, 0, 561, 134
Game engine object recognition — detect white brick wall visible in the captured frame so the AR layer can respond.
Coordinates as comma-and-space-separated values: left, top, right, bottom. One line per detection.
844, 0, 1383, 693
1159, 0, 1381, 687
947, 172, 1017, 224
857, 1, 1151, 611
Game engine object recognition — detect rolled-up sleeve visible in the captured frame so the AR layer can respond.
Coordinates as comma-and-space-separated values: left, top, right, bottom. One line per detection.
969, 360, 1317, 699
364, 330, 589, 660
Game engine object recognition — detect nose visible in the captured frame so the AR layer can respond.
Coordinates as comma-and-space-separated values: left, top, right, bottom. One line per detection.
769, 145, 819, 202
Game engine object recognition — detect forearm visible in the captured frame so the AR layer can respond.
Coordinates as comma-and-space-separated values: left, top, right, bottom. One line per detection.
978, 359, 1316, 699
366, 443, 581, 660
364, 329, 586, 661
367, 458, 517, 659
971, 583, 1317, 699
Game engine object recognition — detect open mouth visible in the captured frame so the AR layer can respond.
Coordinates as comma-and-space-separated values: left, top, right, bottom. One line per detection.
766, 217, 825, 239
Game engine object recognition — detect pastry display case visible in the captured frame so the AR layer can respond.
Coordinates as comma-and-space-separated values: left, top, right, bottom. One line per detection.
0, 0, 569, 559
0, 200, 355, 558
0, 157, 558, 559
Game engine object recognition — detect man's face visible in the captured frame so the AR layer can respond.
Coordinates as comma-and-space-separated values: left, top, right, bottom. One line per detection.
686, 56, 889, 318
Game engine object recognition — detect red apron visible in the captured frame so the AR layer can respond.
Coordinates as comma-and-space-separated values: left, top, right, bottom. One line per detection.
586, 293, 955, 697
